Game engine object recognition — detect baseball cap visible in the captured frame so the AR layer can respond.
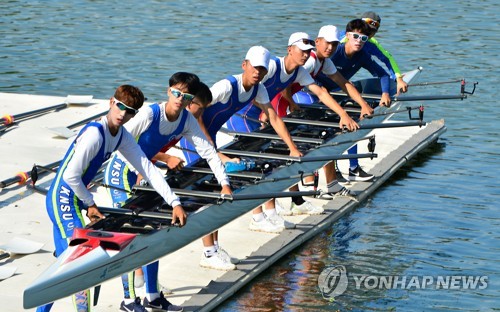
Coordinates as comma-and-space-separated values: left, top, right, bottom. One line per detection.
288, 32, 315, 50
245, 46, 271, 70
361, 11, 381, 29
317, 25, 340, 42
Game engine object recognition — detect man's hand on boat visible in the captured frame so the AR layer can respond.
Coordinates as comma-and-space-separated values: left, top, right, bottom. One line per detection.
171, 205, 187, 227
339, 113, 359, 132
360, 105, 374, 120
379, 92, 392, 107
86, 204, 105, 222
221, 184, 233, 196
289, 147, 303, 157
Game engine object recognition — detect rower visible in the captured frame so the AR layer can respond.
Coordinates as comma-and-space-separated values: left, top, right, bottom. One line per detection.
316, 19, 395, 182
102, 74, 233, 311
37, 85, 186, 312
182, 45, 301, 234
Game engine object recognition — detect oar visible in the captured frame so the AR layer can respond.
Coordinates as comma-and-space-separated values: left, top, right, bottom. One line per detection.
132, 185, 321, 202
0, 237, 45, 259
281, 117, 426, 129
0, 237, 45, 261
0, 160, 60, 190
0, 237, 44, 281
0, 95, 94, 127
408, 79, 462, 87
220, 128, 324, 144
330, 91, 467, 102
219, 149, 377, 163
47, 110, 108, 139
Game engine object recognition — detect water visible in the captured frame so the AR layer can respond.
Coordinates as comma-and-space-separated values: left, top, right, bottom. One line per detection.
1, 0, 499, 310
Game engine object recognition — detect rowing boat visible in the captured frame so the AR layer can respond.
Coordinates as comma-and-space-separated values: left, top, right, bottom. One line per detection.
23, 67, 449, 309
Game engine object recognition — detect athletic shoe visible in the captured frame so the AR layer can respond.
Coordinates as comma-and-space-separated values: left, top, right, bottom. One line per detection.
291, 201, 324, 215
199, 250, 236, 271
143, 292, 183, 312
249, 217, 283, 233
319, 187, 355, 200
218, 247, 240, 264
348, 166, 374, 182
120, 297, 148, 312
275, 201, 293, 216
266, 212, 296, 229
335, 168, 350, 184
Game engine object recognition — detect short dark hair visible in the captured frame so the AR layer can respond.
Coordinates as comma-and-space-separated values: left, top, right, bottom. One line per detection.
114, 85, 145, 110
346, 19, 371, 36
195, 81, 213, 106
169, 72, 201, 95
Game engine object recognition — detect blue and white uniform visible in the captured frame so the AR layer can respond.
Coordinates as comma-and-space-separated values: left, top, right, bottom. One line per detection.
227, 56, 315, 131
105, 103, 229, 207
317, 42, 391, 94
181, 74, 269, 163
40, 116, 179, 312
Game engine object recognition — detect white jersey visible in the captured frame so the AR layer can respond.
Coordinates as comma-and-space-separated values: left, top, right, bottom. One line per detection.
263, 56, 316, 87
303, 51, 338, 77
118, 103, 230, 186
63, 116, 181, 207
210, 73, 270, 105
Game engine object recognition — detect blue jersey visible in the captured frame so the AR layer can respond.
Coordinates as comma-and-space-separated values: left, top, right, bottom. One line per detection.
228, 56, 300, 132
136, 103, 188, 159
47, 122, 122, 249
203, 75, 258, 144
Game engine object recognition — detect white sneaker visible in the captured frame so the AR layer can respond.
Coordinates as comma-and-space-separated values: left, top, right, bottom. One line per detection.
199, 251, 236, 271
249, 217, 283, 233
217, 247, 240, 264
291, 200, 324, 215
266, 212, 295, 229
275, 201, 293, 216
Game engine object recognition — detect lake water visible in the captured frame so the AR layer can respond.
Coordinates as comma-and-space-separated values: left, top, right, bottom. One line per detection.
1, 0, 498, 310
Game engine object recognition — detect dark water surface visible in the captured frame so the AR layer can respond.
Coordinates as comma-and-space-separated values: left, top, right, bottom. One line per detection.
1, 0, 498, 310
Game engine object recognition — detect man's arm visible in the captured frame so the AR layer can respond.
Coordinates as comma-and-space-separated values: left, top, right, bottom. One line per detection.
307, 83, 359, 131
329, 72, 374, 118
255, 101, 302, 157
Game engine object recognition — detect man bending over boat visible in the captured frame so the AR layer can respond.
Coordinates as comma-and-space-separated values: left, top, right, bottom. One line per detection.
182, 45, 303, 234
269, 26, 376, 199
316, 19, 393, 182
229, 32, 360, 216
103, 74, 234, 311
38, 85, 186, 312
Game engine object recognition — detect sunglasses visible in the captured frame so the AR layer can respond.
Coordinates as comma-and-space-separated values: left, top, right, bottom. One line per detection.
291, 38, 316, 47
362, 18, 380, 29
349, 32, 369, 42
170, 88, 195, 102
114, 98, 138, 115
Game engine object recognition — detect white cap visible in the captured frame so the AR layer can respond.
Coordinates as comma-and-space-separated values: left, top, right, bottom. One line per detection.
288, 32, 315, 50
245, 46, 271, 70
317, 25, 340, 42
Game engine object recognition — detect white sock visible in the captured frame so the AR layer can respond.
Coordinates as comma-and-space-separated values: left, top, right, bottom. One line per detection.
214, 240, 219, 250
253, 212, 265, 222
124, 298, 135, 304
204, 245, 217, 257
265, 208, 277, 217
327, 180, 343, 193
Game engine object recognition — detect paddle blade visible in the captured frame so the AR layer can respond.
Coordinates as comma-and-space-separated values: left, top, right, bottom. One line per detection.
0, 266, 17, 280
64, 95, 93, 105
0, 237, 44, 254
